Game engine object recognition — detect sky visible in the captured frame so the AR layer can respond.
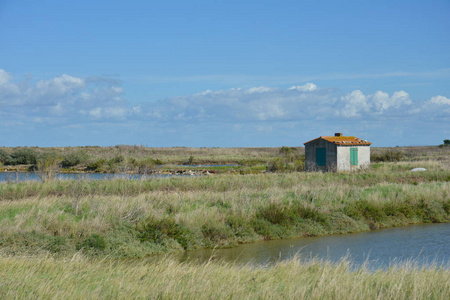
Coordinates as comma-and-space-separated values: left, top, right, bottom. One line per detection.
0, 0, 449, 147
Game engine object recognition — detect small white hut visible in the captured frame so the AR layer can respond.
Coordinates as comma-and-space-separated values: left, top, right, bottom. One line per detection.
304, 133, 371, 172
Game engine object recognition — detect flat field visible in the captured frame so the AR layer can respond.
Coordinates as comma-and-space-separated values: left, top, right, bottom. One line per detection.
0, 146, 449, 299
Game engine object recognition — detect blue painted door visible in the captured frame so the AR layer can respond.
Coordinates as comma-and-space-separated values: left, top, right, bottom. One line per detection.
316, 148, 326, 166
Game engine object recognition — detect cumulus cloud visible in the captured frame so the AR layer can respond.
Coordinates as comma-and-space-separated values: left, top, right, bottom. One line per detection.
288, 83, 317, 92
336, 90, 412, 117
0, 69, 129, 124
429, 95, 450, 105
339, 90, 370, 117
140, 85, 337, 122
0, 69, 12, 85
139, 85, 422, 123
1, 68, 449, 146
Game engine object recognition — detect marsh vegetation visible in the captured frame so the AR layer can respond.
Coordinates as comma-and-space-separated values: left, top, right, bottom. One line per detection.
0, 145, 449, 298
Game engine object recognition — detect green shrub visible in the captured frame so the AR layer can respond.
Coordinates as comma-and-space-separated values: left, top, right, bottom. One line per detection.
183, 156, 195, 165
77, 233, 107, 251
35, 152, 62, 181
416, 199, 446, 223
86, 159, 106, 172
344, 200, 385, 222
7, 148, 39, 165
294, 204, 329, 225
0, 149, 10, 163
45, 236, 69, 253
61, 151, 88, 168
267, 155, 305, 172
257, 202, 328, 226
266, 158, 287, 172
257, 203, 293, 225
240, 159, 264, 167
110, 155, 124, 164
250, 219, 284, 239
225, 214, 256, 239
136, 217, 194, 249
201, 223, 233, 246
371, 150, 405, 162
294, 157, 305, 171
131, 157, 160, 174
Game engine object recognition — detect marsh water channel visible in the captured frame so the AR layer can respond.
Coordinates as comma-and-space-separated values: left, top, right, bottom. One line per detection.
0, 165, 239, 182
0, 172, 180, 182
170, 223, 450, 270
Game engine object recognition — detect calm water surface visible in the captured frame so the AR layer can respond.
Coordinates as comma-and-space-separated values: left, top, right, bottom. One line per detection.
0, 172, 174, 182
173, 223, 450, 269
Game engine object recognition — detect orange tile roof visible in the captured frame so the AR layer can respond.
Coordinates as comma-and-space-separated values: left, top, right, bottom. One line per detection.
304, 136, 371, 146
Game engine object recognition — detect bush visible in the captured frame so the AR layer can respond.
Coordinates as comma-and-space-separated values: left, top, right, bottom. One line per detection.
225, 214, 256, 239
0, 149, 10, 163
131, 157, 160, 174
110, 155, 124, 164
86, 159, 106, 172
279, 146, 298, 162
7, 148, 39, 165
344, 200, 386, 222
267, 158, 287, 172
45, 236, 69, 253
257, 203, 293, 225
136, 217, 194, 249
267, 156, 305, 172
371, 150, 405, 162
240, 159, 264, 167
61, 151, 88, 168
77, 233, 107, 251
201, 223, 232, 244
35, 152, 62, 181
294, 157, 305, 171
183, 156, 195, 165
257, 202, 328, 226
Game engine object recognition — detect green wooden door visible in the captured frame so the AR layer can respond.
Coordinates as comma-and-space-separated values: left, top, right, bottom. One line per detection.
350, 148, 358, 166
316, 148, 326, 166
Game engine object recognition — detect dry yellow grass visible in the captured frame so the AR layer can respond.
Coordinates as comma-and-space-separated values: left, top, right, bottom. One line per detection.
0, 255, 448, 299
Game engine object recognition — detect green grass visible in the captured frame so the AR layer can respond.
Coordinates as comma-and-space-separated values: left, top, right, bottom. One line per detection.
0, 166, 448, 258
1, 146, 449, 299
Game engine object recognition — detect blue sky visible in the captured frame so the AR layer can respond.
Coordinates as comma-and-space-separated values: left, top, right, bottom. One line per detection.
0, 0, 449, 147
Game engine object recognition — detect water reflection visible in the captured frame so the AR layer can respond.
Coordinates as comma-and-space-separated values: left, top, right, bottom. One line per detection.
0, 172, 176, 182
171, 223, 450, 269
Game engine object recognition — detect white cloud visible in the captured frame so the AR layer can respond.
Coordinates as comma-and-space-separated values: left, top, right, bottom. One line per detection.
1, 68, 449, 147
0, 69, 12, 85
429, 95, 450, 105
288, 83, 317, 92
0, 69, 128, 123
339, 90, 369, 117
390, 91, 412, 107
246, 86, 276, 94
337, 90, 412, 117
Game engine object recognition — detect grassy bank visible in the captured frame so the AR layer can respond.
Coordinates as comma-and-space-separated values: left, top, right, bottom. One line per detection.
1, 146, 449, 298
0, 163, 448, 258
0, 255, 448, 299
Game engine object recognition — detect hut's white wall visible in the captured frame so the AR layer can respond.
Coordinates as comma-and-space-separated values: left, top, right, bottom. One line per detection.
305, 139, 337, 172
336, 146, 371, 171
